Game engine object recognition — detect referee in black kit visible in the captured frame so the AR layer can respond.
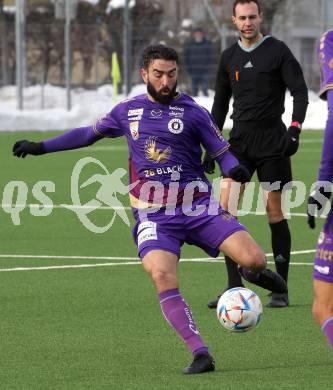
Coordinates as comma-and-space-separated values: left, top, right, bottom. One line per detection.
205, 0, 308, 308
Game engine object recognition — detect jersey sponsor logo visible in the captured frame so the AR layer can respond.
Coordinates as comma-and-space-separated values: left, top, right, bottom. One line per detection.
150, 109, 163, 118
314, 265, 330, 275
144, 164, 183, 177
145, 136, 172, 163
316, 248, 333, 261
128, 108, 143, 121
129, 121, 139, 140
168, 118, 184, 134
169, 111, 183, 118
169, 105, 184, 118
244, 61, 253, 68
169, 105, 184, 112
128, 108, 144, 116
137, 220, 156, 235
137, 221, 157, 246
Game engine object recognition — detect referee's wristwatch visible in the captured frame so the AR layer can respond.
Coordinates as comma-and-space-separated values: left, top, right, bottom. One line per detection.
291, 121, 302, 130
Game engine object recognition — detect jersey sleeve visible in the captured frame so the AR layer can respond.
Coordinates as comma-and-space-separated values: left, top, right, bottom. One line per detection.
195, 105, 230, 158
317, 89, 333, 183
211, 51, 232, 131
92, 103, 125, 138
279, 42, 308, 123
318, 30, 333, 100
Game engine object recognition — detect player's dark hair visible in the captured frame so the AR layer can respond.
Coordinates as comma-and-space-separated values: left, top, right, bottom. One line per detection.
233, 0, 262, 16
141, 45, 179, 70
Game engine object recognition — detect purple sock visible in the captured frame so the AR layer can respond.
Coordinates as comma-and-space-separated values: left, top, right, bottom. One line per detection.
159, 288, 209, 356
322, 316, 333, 352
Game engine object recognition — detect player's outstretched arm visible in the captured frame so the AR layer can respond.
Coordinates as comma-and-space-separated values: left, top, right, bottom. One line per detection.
12, 126, 101, 158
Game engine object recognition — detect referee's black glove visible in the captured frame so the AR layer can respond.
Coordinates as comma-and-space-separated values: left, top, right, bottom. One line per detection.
13, 140, 45, 158
228, 165, 251, 184
307, 185, 332, 229
203, 152, 216, 174
283, 126, 301, 157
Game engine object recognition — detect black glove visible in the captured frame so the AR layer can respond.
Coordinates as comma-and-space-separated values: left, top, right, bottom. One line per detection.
307, 185, 332, 229
283, 126, 301, 157
13, 140, 45, 158
228, 164, 250, 184
203, 152, 215, 174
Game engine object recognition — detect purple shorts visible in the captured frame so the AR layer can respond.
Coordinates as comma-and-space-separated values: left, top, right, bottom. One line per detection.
131, 196, 246, 259
313, 229, 333, 283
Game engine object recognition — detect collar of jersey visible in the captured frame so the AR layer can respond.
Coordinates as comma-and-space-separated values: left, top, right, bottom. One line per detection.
237, 35, 271, 53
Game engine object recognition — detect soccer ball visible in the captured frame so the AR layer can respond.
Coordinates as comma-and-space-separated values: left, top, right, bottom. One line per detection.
216, 287, 262, 332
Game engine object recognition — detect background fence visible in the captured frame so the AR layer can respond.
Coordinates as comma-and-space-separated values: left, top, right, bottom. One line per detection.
1, 0, 333, 110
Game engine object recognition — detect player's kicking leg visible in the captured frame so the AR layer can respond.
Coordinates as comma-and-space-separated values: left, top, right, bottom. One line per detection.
142, 249, 215, 374
219, 230, 288, 294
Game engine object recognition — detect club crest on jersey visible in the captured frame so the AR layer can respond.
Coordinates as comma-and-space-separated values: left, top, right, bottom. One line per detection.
145, 136, 171, 163
168, 118, 184, 134
129, 121, 139, 140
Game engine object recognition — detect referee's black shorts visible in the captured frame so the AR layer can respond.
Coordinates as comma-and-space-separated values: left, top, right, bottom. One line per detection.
229, 118, 292, 191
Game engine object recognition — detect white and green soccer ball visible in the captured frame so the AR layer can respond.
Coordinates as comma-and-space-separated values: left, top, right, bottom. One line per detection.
216, 287, 262, 332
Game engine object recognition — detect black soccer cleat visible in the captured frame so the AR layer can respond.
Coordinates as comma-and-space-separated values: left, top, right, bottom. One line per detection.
207, 284, 245, 309
238, 268, 288, 294
183, 354, 215, 374
207, 295, 221, 309
267, 292, 289, 308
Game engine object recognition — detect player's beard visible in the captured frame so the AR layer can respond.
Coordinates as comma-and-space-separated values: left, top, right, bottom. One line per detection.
147, 81, 178, 104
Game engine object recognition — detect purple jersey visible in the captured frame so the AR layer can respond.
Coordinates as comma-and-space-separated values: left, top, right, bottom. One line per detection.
313, 30, 333, 283
93, 93, 230, 207
318, 29, 333, 100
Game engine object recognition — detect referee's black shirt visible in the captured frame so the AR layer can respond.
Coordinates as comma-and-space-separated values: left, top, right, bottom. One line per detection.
211, 36, 308, 129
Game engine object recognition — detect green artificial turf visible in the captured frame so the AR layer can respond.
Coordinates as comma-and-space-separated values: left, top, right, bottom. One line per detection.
0, 130, 331, 389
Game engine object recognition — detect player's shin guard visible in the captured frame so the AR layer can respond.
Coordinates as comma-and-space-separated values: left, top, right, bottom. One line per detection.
159, 288, 209, 356
269, 220, 291, 283
322, 316, 333, 352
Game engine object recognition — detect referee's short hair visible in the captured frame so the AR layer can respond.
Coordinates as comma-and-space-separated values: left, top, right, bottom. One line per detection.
233, 0, 262, 16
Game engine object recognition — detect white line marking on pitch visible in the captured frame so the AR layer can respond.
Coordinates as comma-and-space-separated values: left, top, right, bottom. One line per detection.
1, 204, 326, 218
0, 249, 316, 272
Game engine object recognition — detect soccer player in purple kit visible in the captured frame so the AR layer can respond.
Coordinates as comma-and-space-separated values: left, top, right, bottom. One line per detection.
307, 28, 333, 353
13, 45, 287, 374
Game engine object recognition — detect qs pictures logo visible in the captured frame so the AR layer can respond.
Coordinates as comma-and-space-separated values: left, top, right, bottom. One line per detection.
1, 157, 138, 233
62, 157, 138, 233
